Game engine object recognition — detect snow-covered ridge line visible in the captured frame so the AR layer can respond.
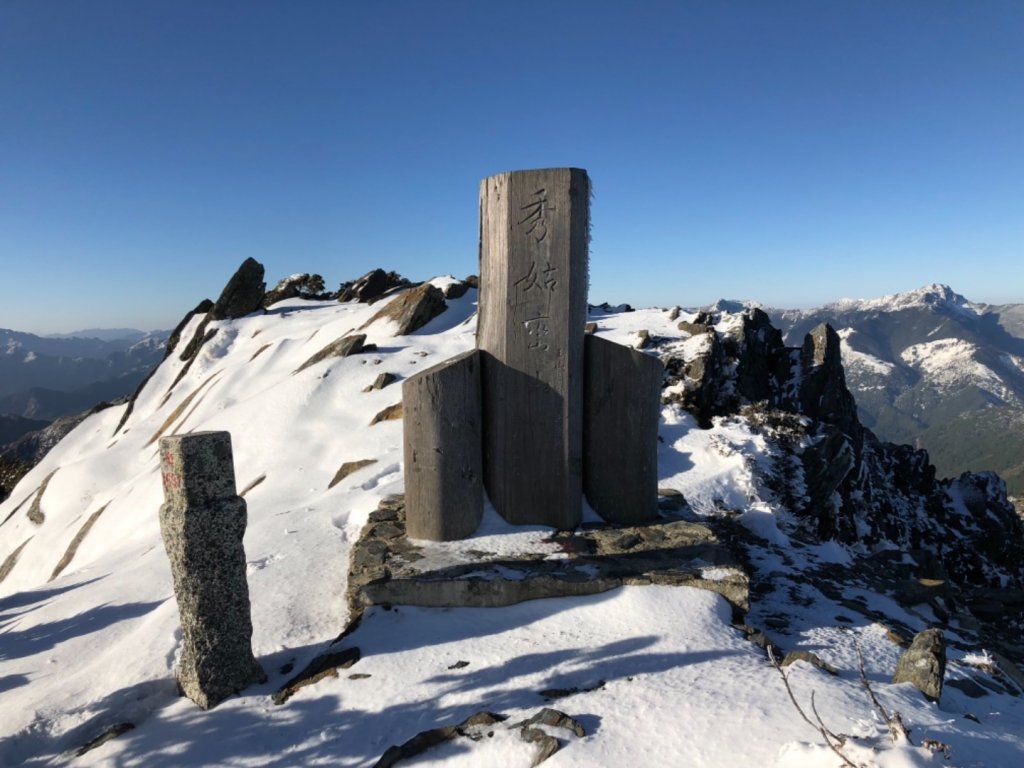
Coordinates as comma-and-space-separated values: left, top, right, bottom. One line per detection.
824, 283, 979, 315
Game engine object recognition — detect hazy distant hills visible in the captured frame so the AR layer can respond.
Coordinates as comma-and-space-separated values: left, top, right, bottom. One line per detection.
763, 284, 1024, 496
0, 328, 168, 425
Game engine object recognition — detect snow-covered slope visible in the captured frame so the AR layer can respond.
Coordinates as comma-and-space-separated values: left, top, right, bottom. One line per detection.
1, 279, 1023, 767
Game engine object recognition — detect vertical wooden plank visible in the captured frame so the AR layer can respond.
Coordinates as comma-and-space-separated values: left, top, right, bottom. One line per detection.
583, 335, 664, 524
478, 168, 590, 529
403, 350, 483, 540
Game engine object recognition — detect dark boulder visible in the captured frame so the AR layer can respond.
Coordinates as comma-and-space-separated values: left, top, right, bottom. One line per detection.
893, 628, 946, 702
339, 269, 410, 304
210, 258, 266, 321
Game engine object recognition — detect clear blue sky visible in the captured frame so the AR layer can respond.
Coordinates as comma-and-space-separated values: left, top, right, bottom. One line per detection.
2, 1, 1022, 334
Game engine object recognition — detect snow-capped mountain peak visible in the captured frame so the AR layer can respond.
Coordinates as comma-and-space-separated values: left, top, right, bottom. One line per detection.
828, 283, 978, 315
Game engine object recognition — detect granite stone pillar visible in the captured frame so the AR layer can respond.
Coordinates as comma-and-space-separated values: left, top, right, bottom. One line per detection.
159, 431, 265, 709
478, 168, 590, 528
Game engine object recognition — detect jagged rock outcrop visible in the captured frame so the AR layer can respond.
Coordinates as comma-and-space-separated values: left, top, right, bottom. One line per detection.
116, 261, 267, 436
210, 258, 266, 321
661, 307, 1024, 635
338, 269, 410, 304
263, 273, 328, 307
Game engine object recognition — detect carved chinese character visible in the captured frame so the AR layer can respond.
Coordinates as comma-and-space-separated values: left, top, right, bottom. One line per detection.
517, 188, 555, 243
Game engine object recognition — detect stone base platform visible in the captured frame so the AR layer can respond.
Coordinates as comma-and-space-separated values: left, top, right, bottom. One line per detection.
347, 495, 749, 619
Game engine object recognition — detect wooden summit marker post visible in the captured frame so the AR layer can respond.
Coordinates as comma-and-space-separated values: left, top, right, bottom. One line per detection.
403, 167, 662, 540
478, 168, 590, 528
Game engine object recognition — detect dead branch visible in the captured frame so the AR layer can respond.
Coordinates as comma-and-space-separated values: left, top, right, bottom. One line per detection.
856, 643, 910, 744
768, 646, 860, 768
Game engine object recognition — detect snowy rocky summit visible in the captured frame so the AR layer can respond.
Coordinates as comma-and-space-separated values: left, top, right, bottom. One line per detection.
768, 284, 1024, 498
822, 284, 981, 316
1, 264, 1024, 767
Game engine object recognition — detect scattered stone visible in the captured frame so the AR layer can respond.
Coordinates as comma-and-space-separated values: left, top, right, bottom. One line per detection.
294, 333, 366, 374
372, 711, 508, 768
272, 646, 361, 704
49, 503, 108, 581
362, 283, 447, 335
886, 628, 908, 647
781, 650, 839, 675
348, 673, 372, 680
362, 372, 397, 392
514, 707, 587, 738
893, 628, 946, 702
677, 320, 708, 335
447, 660, 470, 670
74, 722, 135, 757
520, 727, 561, 766
635, 329, 651, 349
370, 403, 403, 425
0, 537, 31, 585
26, 470, 57, 525
584, 322, 598, 334
159, 432, 266, 709
667, 306, 681, 321
539, 680, 605, 700
210, 257, 266, 321
329, 459, 377, 490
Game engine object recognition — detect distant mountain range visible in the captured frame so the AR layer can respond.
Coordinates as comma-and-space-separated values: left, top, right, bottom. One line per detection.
0, 327, 168, 427
757, 284, 1024, 496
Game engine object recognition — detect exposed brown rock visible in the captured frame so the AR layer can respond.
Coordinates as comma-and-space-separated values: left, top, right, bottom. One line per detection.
294, 334, 366, 374
329, 459, 377, 489
50, 503, 109, 581
370, 403, 403, 425
362, 283, 447, 335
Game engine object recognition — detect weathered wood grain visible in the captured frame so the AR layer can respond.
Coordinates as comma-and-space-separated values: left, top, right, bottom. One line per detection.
583, 335, 664, 524
402, 350, 483, 540
478, 168, 590, 528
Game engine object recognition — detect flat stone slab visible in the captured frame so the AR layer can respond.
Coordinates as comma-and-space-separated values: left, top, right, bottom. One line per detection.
347, 496, 749, 617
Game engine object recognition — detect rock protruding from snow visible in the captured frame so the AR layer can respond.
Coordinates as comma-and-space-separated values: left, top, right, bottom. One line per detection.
893, 628, 946, 702
338, 268, 410, 304
799, 323, 860, 435
158, 431, 265, 710
363, 283, 447, 335
294, 333, 366, 374
210, 257, 266, 321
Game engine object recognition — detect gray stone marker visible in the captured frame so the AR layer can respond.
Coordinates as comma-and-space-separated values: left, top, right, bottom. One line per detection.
478, 168, 590, 528
583, 334, 664, 524
403, 350, 483, 540
159, 431, 266, 709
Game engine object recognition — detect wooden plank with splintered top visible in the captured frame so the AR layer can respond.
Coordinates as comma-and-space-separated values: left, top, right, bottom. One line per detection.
477, 168, 590, 529
402, 350, 483, 541
583, 334, 664, 524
